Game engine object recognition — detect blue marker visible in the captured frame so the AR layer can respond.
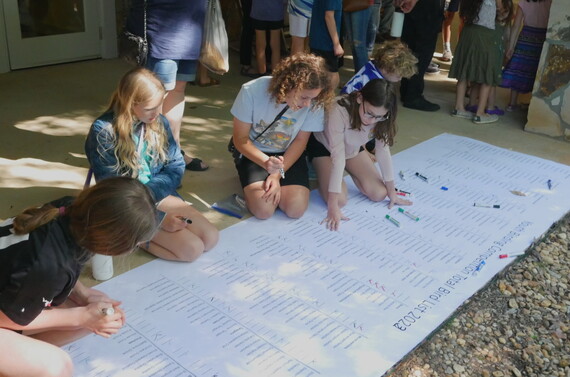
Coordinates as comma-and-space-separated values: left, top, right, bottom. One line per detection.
547, 179, 552, 190
472, 260, 486, 275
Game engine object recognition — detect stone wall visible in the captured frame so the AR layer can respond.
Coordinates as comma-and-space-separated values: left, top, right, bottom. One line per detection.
525, 1, 570, 141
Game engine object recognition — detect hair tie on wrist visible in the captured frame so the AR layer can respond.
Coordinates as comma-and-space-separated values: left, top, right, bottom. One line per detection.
59, 206, 66, 216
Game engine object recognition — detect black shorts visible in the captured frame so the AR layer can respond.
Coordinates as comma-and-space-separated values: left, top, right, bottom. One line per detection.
251, 18, 284, 30
235, 152, 310, 189
310, 48, 341, 73
306, 134, 365, 161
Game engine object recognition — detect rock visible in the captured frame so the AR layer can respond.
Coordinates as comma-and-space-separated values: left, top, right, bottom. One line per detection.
453, 364, 465, 373
511, 367, 522, 377
509, 299, 519, 309
493, 371, 504, 377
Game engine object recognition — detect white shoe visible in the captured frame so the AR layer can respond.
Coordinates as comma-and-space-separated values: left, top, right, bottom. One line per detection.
441, 50, 452, 62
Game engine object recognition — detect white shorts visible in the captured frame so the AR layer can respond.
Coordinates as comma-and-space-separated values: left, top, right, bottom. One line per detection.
289, 13, 310, 38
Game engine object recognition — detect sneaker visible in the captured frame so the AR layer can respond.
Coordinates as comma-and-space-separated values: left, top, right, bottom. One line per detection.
472, 114, 499, 124
426, 62, 440, 74
440, 50, 453, 62
403, 96, 441, 112
451, 109, 473, 119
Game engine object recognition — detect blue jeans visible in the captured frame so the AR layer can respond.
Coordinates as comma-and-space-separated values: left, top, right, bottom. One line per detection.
343, 8, 372, 73
367, 3, 382, 55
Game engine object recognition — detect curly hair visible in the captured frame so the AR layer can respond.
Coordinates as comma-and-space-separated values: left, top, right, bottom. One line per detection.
268, 53, 334, 109
105, 68, 169, 177
460, 0, 484, 25
373, 40, 418, 79
338, 79, 398, 146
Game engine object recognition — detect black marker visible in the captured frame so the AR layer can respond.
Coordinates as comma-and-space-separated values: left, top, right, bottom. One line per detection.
178, 216, 192, 224
415, 172, 428, 182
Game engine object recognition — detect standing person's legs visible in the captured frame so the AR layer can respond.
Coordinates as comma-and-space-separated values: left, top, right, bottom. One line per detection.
472, 83, 498, 124
289, 12, 310, 56
378, 0, 394, 37
254, 29, 268, 74
269, 28, 282, 72
149, 58, 209, 170
400, 1, 441, 111
367, 2, 382, 56
343, 8, 372, 72
441, 11, 456, 61
239, 0, 255, 74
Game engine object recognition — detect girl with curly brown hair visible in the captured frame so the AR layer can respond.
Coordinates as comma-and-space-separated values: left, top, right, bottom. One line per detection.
231, 53, 333, 220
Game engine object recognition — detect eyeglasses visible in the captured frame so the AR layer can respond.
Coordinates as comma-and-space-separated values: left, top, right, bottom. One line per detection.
361, 102, 390, 121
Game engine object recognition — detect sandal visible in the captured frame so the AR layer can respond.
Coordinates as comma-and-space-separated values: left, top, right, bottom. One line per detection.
185, 158, 209, 171
472, 114, 499, 124
240, 66, 260, 78
181, 150, 209, 171
485, 106, 505, 116
451, 109, 473, 119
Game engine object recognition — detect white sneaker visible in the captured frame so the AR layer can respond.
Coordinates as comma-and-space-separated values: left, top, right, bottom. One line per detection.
441, 50, 453, 62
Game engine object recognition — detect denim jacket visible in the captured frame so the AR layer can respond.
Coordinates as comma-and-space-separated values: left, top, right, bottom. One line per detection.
85, 112, 184, 202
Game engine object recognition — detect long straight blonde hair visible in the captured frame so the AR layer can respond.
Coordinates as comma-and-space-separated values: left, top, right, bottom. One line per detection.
105, 68, 169, 176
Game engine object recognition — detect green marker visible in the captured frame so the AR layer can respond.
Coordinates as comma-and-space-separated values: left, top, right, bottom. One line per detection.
398, 207, 420, 221
385, 214, 401, 227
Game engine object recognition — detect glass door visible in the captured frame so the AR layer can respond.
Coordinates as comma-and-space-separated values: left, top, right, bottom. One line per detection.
3, 0, 101, 69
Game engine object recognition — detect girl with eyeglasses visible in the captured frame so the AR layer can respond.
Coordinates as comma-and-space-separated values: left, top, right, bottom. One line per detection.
306, 79, 412, 231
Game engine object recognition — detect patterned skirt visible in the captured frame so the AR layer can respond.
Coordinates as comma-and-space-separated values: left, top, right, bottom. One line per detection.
500, 25, 547, 93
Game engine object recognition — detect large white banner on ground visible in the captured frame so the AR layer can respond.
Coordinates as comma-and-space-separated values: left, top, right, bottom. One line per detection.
65, 134, 570, 377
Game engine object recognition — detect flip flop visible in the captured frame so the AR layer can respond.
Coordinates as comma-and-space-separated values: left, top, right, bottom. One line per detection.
185, 158, 209, 171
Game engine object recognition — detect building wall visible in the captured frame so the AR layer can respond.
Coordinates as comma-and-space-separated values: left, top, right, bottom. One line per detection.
524, 0, 570, 142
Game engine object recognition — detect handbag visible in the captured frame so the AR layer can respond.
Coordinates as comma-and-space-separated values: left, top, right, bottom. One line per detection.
118, 0, 148, 66
228, 105, 290, 159
343, 0, 371, 12
200, 0, 229, 74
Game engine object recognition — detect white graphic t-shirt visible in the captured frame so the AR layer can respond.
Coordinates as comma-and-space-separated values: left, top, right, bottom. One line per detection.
231, 76, 325, 153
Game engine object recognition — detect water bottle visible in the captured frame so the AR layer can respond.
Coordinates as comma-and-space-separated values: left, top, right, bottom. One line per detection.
92, 254, 114, 281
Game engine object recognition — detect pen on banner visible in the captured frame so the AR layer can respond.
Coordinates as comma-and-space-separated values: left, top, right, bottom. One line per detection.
472, 260, 486, 275
547, 179, 552, 190
398, 207, 420, 221
499, 253, 525, 259
102, 307, 115, 316
177, 216, 193, 224
385, 214, 401, 227
279, 168, 285, 179
473, 203, 500, 209
415, 172, 428, 182
395, 189, 411, 197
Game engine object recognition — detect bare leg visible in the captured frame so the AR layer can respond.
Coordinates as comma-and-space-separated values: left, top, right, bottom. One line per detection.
311, 156, 348, 207
162, 80, 187, 144
278, 185, 310, 218
142, 195, 219, 262
243, 181, 279, 219
255, 29, 267, 74
476, 84, 492, 117
454, 80, 468, 111
345, 151, 388, 202
290, 36, 306, 56
329, 72, 340, 92
0, 328, 73, 377
269, 29, 282, 72
162, 79, 208, 169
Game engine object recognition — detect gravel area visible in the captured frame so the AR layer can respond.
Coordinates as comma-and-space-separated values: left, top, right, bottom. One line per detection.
388, 214, 570, 377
